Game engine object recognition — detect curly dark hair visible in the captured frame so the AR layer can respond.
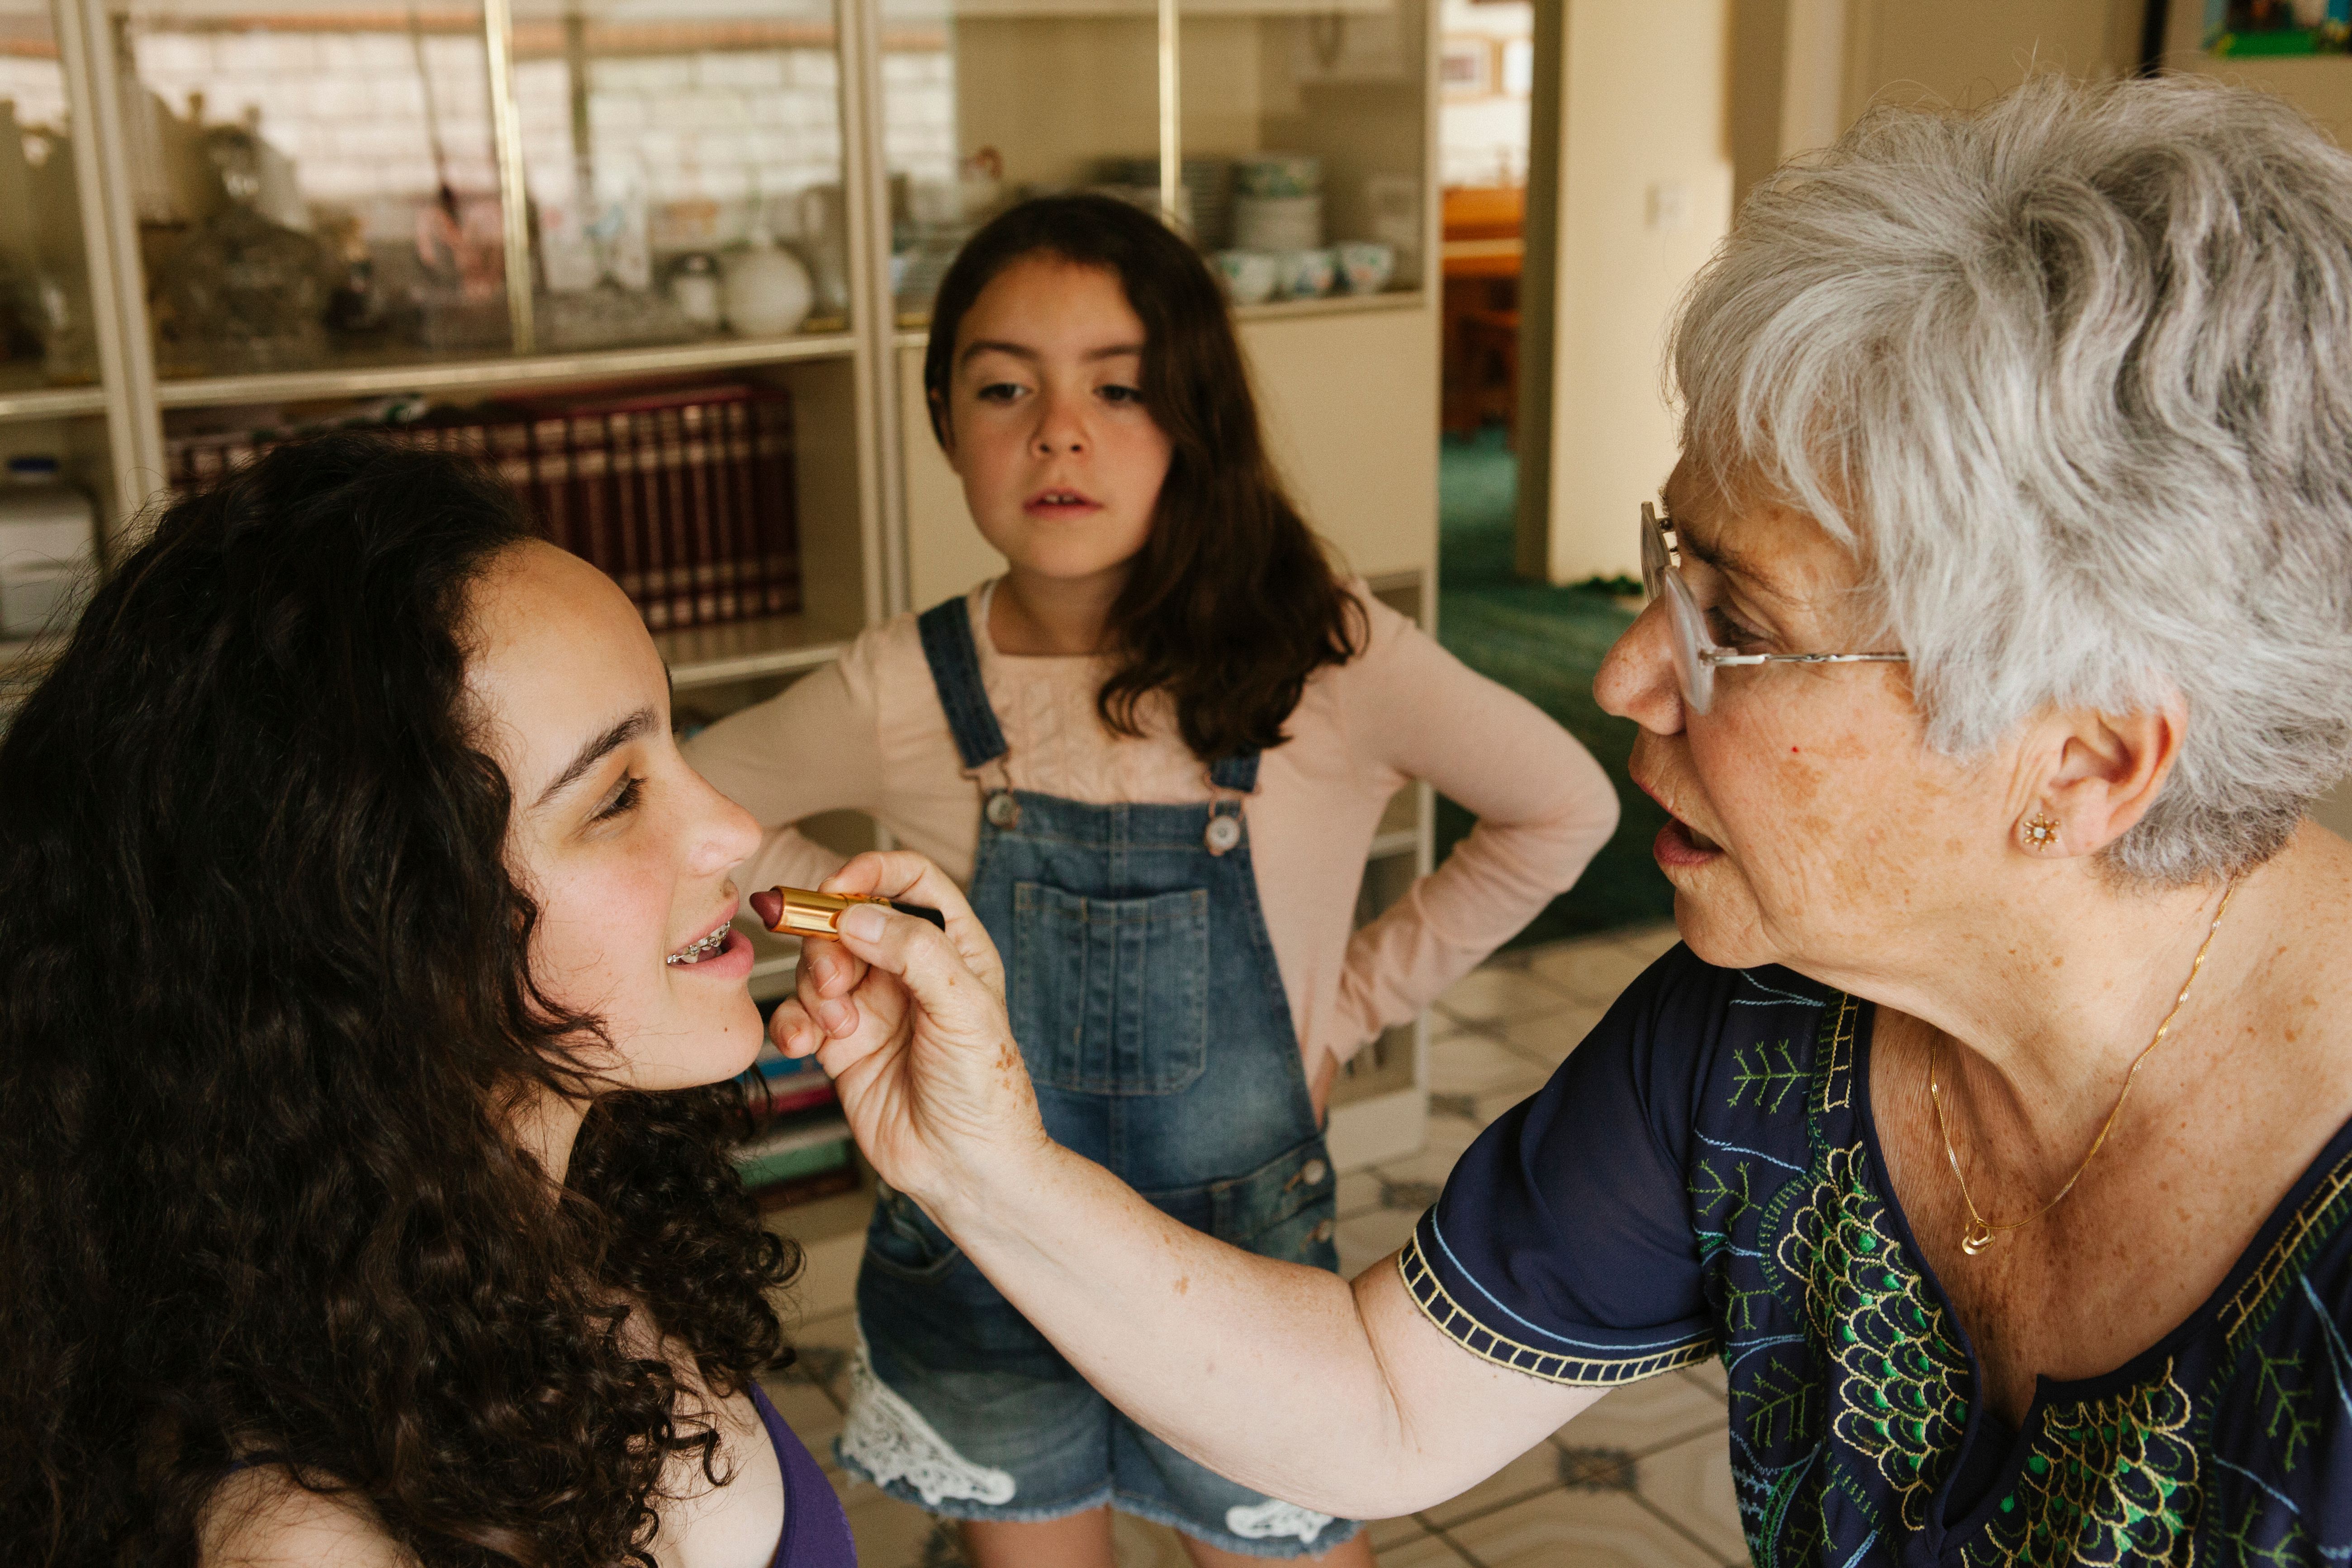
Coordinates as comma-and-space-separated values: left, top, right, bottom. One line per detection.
0, 436, 800, 1568
924, 194, 1366, 762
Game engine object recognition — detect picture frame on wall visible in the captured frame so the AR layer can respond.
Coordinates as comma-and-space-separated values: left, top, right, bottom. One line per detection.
2204, 0, 2352, 54
1500, 36, 1533, 96
1440, 35, 1497, 98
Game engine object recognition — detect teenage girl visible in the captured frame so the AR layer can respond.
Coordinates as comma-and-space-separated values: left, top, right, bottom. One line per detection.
686, 194, 1618, 1568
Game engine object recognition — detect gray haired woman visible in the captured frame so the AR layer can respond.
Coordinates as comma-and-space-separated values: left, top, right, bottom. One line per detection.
772, 75, 2352, 1562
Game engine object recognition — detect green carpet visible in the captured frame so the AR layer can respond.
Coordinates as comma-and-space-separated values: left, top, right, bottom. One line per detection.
1433, 428, 1676, 945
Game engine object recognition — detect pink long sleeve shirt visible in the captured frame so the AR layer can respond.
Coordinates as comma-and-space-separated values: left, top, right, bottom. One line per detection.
683, 581, 1621, 1079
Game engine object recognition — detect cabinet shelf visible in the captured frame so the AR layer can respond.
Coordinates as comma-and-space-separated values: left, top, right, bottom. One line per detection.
0, 385, 106, 426
656, 611, 858, 690
891, 289, 1423, 353
1235, 290, 1426, 324
152, 333, 858, 413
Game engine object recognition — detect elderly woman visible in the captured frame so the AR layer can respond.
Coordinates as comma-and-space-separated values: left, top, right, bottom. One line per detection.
773, 74, 2352, 1560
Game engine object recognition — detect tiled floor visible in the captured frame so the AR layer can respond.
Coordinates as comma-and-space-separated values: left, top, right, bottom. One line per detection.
763, 922, 1747, 1568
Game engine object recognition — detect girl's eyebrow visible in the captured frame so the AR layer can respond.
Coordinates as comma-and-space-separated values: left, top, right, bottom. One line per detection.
535, 709, 654, 810
959, 339, 1145, 366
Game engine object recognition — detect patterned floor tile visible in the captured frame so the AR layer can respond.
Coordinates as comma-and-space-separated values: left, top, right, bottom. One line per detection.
1490, 1001, 1612, 1068
1376, 1174, 1443, 1213
1369, 1513, 1437, 1549
1434, 964, 1576, 1028
1337, 1165, 1388, 1220
1551, 1370, 1729, 1459
1337, 1203, 1423, 1278
1420, 1440, 1580, 1529
1525, 939, 1665, 1008
1415, 1111, 1489, 1166
842, 1487, 962, 1568
788, 1224, 869, 1318
1366, 1141, 1474, 1194
1111, 1511, 1196, 1566
1447, 1486, 1725, 1568
1613, 924, 1684, 963
1426, 1033, 1555, 1114
1373, 1527, 1480, 1565
1635, 1431, 1746, 1563
1677, 1359, 1730, 1402
781, 1303, 861, 1405
758, 1366, 847, 1459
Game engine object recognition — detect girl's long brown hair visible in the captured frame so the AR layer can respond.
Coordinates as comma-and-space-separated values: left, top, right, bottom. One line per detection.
0, 437, 797, 1567
924, 194, 1364, 761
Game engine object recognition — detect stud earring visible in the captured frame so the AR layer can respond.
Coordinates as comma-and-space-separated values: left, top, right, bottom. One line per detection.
2020, 812, 2060, 851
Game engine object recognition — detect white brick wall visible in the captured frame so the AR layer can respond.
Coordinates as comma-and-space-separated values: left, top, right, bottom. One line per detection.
0, 56, 68, 133
881, 49, 954, 183
112, 26, 954, 240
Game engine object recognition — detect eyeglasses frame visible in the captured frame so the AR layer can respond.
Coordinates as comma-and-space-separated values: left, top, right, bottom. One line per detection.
1639, 500, 1908, 713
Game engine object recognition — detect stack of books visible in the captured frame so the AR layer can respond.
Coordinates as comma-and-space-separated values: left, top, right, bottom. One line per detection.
734, 1041, 858, 1212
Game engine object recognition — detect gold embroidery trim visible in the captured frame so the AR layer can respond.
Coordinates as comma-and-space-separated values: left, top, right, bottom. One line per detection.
1397, 1234, 1717, 1387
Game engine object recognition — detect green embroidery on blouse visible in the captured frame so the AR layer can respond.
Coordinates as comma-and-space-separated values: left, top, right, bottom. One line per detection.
1779, 1139, 1975, 1533
1960, 1363, 2201, 1568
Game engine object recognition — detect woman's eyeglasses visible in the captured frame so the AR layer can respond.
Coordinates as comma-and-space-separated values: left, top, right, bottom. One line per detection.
1640, 500, 1908, 713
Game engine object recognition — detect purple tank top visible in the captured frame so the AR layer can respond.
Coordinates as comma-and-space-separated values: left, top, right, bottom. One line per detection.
749, 1381, 858, 1568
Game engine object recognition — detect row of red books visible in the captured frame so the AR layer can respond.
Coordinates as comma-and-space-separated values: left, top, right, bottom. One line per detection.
166, 384, 802, 634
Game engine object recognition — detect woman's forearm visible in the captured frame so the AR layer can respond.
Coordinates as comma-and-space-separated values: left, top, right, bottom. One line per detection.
787, 860, 1601, 1518
910, 1140, 1591, 1519
915, 1140, 1409, 1512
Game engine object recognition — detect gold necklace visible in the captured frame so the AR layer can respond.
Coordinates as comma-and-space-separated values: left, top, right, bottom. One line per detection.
1928, 874, 2241, 1257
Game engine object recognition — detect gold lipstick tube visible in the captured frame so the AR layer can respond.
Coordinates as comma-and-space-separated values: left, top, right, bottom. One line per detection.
757, 886, 947, 938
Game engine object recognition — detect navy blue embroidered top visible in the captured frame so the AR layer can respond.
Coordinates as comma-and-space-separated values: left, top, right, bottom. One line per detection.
1402, 945, 2352, 1564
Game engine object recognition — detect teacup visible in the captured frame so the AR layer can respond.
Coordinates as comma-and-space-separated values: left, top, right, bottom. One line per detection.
1278, 248, 1337, 300
1338, 241, 1396, 296
1213, 249, 1280, 305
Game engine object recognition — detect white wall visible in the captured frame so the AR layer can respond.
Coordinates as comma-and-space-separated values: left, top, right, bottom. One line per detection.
2317, 783, 2352, 841
2161, 1, 2352, 141
1836, 0, 2141, 123
1518, 0, 1733, 585
1437, 0, 1531, 188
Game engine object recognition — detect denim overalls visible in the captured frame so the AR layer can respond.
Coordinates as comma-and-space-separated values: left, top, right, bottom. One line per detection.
836, 595, 1357, 1556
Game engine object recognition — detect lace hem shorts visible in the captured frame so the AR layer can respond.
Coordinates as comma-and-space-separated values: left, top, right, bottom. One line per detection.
836, 1142, 1361, 1559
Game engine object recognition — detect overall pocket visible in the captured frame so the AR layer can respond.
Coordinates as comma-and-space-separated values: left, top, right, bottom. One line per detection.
860, 1183, 963, 1280
1009, 882, 1209, 1096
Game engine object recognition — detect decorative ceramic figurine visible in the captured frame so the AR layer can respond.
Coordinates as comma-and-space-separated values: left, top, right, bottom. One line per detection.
669, 252, 722, 329
724, 224, 813, 337
159, 125, 330, 374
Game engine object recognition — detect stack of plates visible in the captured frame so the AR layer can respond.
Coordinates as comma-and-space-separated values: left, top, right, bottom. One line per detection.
1233, 193, 1322, 252
1232, 151, 1323, 252
1182, 158, 1234, 251
1235, 153, 1320, 198
1093, 157, 1234, 251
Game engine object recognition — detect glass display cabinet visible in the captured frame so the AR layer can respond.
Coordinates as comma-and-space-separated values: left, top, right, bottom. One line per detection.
877, 0, 1158, 323
1181, 0, 1425, 302
11, 0, 1437, 1186
0, 0, 136, 697
111, 0, 515, 379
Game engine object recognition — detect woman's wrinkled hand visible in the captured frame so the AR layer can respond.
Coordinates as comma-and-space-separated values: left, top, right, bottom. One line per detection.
768, 851, 1043, 1201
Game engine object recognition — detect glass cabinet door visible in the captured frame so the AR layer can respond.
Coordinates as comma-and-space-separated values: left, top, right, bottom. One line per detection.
1, 0, 114, 675
879, 0, 1159, 326
0, 0, 98, 392
1180, 0, 1426, 303
507, 0, 849, 350
109, 0, 513, 379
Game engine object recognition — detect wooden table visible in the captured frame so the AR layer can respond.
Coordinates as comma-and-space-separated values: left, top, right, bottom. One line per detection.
1441, 185, 1525, 440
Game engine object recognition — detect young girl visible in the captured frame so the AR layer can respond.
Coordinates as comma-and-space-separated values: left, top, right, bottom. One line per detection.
685, 194, 1618, 1567
0, 438, 850, 1568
